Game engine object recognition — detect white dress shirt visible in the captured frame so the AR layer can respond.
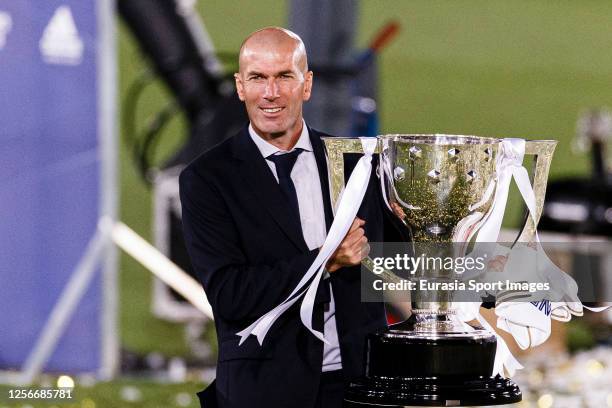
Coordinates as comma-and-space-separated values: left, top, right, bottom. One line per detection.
248, 121, 342, 372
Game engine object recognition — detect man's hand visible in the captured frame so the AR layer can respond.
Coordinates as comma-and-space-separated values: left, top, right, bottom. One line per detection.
326, 217, 369, 273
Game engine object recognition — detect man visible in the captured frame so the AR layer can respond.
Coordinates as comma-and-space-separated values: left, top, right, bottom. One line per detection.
180, 27, 387, 408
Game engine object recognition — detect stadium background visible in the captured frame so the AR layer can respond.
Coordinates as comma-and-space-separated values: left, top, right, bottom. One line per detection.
3, 0, 612, 406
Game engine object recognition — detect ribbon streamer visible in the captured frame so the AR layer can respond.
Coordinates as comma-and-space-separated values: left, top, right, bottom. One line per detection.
470, 138, 609, 376
237, 138, 378, 345
475, 312, 524, 376
463, 139, 532, 375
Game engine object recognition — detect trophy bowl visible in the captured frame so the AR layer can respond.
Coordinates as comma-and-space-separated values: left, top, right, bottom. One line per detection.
378, 134, 499, 326
322, 134, 557, 407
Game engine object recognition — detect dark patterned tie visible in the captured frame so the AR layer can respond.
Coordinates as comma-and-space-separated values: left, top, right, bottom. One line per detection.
267, 149, 304, 222
268, 149, 331, 304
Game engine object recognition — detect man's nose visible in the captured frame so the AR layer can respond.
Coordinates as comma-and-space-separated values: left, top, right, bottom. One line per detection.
263, 78, 280, 99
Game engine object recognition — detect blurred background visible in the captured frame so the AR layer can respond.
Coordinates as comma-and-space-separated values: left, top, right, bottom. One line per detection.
1, 0, 612, 407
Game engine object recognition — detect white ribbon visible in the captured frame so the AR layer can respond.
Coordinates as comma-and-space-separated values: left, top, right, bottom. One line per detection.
476, 311, 524, 376
476, 139, 529, 243
237, 138, 378, 345
454, 299, 523, 377
469, 138, 609, 375
495, 302, 551, 350
459, 139, 531, 376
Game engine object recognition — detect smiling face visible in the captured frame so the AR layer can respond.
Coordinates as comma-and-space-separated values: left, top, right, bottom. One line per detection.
235, 28, 313, 147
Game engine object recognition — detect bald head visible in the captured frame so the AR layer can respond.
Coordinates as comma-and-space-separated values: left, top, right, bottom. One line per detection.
238, 27, 308, 74
234, 27, 313, 148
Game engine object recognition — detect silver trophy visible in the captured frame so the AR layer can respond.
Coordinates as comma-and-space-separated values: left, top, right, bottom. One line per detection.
323, 134, 556, 407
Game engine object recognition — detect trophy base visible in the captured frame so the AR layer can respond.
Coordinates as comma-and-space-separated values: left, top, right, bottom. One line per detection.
344, 320, 521, 406
343, 375, 521, 407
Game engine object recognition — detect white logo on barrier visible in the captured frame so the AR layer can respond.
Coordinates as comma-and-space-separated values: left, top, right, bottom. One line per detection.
0, 10, 12, 50
39, 5, 83, 65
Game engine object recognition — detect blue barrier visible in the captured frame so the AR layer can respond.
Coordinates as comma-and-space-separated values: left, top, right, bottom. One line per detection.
0, 0, 110, 374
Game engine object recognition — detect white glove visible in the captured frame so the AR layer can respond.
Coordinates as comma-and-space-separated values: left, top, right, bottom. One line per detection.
455, 301, 480, 323
495, 301, 551, 349
535, 245, 584, 322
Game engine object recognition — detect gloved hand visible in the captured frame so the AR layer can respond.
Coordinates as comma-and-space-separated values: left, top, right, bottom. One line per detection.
495, 301, 551, 349
487, 244, 553, 350
535, 245, 583, 322
455, 301, 480, 323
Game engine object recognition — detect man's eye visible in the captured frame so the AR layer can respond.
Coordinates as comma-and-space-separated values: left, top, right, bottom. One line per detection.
249, 75, 263, 80
280, 74, 293, 79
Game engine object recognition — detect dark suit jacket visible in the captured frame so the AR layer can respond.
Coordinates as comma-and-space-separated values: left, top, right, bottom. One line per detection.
179, 126, 387, 408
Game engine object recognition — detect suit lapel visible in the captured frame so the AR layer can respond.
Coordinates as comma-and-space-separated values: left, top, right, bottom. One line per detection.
232, 128, 309, 252
309, 128, 334, 232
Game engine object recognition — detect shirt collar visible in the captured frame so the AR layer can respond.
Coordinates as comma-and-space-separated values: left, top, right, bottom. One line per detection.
248, 120, 312, 158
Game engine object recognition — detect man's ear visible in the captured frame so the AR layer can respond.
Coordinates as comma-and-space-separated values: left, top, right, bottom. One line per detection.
303, 71, 313, 101
234, 73, 245, 101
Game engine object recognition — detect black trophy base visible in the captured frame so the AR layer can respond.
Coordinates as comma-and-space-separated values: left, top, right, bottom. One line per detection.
344, 319, 521, 406
344, 375, 522, 407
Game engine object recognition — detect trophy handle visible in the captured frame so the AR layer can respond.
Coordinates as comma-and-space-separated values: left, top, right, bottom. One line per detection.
322, 137, 380, 211
514, 140, 557, 243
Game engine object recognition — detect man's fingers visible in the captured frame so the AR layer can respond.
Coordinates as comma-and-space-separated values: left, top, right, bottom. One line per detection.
348, 236, 368, 259
348, 217, 365, 233
356, 238, 370, 259
361, 242, 371, 258
349, 227, 365, 240
343, 228, 365, 248
340, 227, 364, 248
347, 219, 360, 233
341, 218, 366, 247
330, 218, 369, 270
